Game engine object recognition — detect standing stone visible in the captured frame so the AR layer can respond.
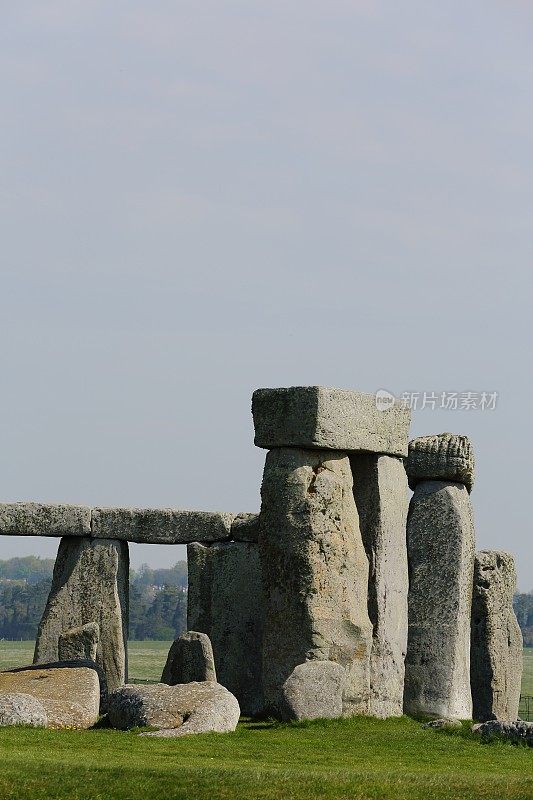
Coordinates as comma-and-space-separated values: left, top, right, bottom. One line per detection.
471, 550, 523, 722
350, 453, 409, 717
187, 541, 264, 716
34, 537, 129, 693
162, 631, 216, 685
58, 622, 99, 662
259, 448, 372, 717
404, 480, 475, 719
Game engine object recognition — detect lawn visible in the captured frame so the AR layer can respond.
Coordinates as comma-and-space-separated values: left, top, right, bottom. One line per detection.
0, 716, 531, 800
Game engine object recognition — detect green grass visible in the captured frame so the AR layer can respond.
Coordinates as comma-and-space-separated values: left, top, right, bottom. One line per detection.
0, 716, 531, 800
522, 649, 533, 696
0, 640, 171, 682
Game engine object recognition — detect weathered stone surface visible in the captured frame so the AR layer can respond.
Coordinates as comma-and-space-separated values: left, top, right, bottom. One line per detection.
259, 448, 372, 717
471, 551, 522, 722
58, 622, 99, 662
280, 661, 345, 721
0, 502, 91, 537
187, 541, 264, 716
0, 692, 48, 727
350, 453, 409, 718
252, 387, 410, 457
92, 507, 234, 544
230, 513, 260, 542
7, 659, 108, 712
162, 631, 216, 685
406, 434, 475, 492
472, 719, 533, 745
404, 481, 475, 719
34, 537, 128, 693
423, 717, 462, 730
108, 682, 240, 737
0, 666, 100, 728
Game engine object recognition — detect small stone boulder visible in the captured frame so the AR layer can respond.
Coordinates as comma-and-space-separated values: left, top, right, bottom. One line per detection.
161, 631, 216, 685
0, 665, 100, 729
423, 718, 462, 730
108, 681, 240, 737
59, 622, 99, 662
472, 720, 533, 746
281, 661, 345, 721
0, 692, 48, 727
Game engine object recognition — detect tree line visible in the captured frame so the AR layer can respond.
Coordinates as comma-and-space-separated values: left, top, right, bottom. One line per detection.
0, 557, 187, 641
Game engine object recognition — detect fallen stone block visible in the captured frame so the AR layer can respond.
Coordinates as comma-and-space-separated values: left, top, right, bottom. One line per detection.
281, 661, 345, 721
91, 507, 234, 544
187, 541, 264, 716
34, 537, 128, 693
58, 622, 99, 663
423, 718, 462, 730
406, 433, 475, 492
0, 665, 100, 729
108, 682, 240, 737
471, 551, 522, 722
0, 692, 48, 727
350, 453, 409, 718
404, 480, 475, 719
259, 448, 372, 717
0, 502, 91, 537
472, 719, 533, 745
252, 387, 410, 456
161, 631, 216, 685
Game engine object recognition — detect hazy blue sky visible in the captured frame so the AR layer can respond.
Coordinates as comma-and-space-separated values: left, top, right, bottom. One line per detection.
1, 2, 532, 587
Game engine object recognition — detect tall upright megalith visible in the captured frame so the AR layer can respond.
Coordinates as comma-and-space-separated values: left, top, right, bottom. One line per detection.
471, 550, 523, 722
34, 537, 129, 692
259, 447, 373, 716
350, 453, 409, 717
187, 539, 264, 716
404, 434, 475, 719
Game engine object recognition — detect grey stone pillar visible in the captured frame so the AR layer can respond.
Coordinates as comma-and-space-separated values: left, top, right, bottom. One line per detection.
471, 550, 522, 722
259, 448, 373, 717
187, 539, 264, 716
34, 537, 129, 693
350, 453, 409, 717
404, 434, 476, 719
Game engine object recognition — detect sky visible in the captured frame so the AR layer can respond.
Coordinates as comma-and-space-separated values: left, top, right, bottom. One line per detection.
1, 1, 532, 587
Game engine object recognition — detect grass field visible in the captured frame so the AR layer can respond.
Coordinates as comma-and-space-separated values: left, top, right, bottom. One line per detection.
0, 642, 532, 799
522, 648, 533, 695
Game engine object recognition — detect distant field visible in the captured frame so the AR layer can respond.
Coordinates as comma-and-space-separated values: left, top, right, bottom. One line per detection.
2, 642, 533, 695
0, 640, 171, 682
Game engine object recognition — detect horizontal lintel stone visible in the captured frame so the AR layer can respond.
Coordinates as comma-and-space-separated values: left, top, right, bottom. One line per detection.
91, 507, 235, 544
0, 502, 91, 537
252, 386, 410, 457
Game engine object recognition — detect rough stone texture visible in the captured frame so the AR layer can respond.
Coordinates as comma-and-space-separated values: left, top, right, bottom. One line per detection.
423, 717, 462, 730
230, 513, 260, 542
162, 631, 216, 685
404, 481, 475, 719
92, 507, 234, 544
58, 622, 99, 662
7, 659, 108, 712
259, 448, 372, 717
108, 682, 240, 737
0, 692, 48, 727
0, 502, 91, 537
471, 551, 523, 722
350, 453, 409, 718
0, 666, 100, 728
34, 537, 128, 693
472, 719, 533, 745
406, 434, 475, 492
187, 541, 264, 716
280, 661, 345, 721
252, 387, 410, 457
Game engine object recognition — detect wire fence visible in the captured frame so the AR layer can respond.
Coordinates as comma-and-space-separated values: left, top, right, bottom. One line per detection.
519, 695, 533, 721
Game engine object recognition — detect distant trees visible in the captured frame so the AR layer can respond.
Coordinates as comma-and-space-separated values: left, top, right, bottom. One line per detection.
0, 556, 187, 641
513, 592, 533, 646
